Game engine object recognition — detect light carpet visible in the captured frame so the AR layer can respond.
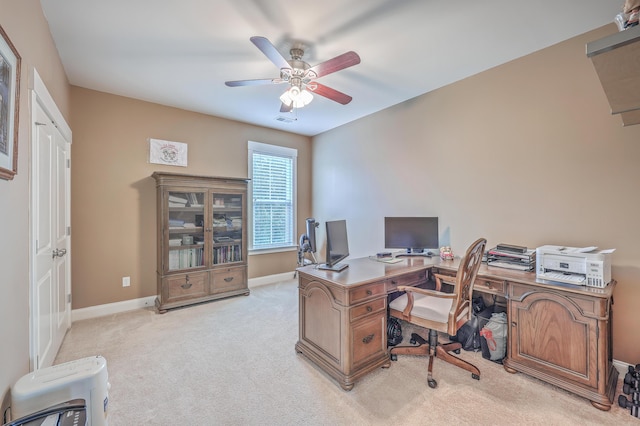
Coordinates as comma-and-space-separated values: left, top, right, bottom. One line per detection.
55, 279, 633, 425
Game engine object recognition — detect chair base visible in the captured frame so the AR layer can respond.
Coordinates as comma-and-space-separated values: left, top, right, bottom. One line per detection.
389, 329, 480, 388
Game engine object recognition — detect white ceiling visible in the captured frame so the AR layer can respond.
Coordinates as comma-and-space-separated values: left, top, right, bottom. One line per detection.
40, 0, 620, 136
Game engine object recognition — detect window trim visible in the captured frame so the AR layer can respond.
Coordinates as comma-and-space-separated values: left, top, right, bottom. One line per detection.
247, 141, 298, 254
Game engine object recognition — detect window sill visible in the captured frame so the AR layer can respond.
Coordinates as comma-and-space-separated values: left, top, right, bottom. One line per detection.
249, 246, 298, 256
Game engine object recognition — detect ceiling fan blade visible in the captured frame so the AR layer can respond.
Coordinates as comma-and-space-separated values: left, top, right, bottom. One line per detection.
280, 103, 293, 113
225, 78, 284, 87
307, 51, 361, 78
308, 82, 353, 105
250, 36, 291, 70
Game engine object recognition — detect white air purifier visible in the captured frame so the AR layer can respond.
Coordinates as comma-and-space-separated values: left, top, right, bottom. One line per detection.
11, 356, 109, 425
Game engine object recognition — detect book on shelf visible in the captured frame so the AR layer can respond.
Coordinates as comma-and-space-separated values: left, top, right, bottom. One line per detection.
174, 247, 204, 269
213, 244, 242, 264
169, 194, 188, 203
169, 251, 180, 269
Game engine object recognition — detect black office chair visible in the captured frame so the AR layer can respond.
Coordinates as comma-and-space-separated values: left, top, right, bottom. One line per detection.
388, 237, 487, 388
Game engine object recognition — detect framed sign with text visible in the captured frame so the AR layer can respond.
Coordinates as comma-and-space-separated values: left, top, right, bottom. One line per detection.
149, 138, 188, 167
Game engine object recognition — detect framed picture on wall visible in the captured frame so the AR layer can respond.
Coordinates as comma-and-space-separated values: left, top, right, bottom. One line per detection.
0, 24, 21, 180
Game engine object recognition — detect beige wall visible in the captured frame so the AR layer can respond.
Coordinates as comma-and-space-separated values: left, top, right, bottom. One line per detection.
313, 25, 640, 364
69, 87, 312, 308
0, 0, 71, 416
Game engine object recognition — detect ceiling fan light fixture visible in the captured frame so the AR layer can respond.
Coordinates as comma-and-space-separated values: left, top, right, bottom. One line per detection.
279, 86, 313, 108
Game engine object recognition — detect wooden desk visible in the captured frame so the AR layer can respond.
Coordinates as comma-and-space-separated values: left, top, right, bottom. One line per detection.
295, 256, 618, 410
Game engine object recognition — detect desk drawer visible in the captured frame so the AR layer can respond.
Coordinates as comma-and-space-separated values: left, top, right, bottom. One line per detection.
350, 282, 386, 304
387, 269, 428, 293
350, 298, 386, 322
351, 314, 386, 370
474, 277, 506, 296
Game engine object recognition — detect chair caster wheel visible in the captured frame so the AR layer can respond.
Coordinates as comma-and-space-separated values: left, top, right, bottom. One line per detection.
454, 349, 461, 354
427, 379, 438, 389
410, 338, 416, 345
390, 354, 397, 361
472, 373, 480, 380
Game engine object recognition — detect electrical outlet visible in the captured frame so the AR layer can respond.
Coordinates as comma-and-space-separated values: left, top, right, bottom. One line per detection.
122, 276, 130, 287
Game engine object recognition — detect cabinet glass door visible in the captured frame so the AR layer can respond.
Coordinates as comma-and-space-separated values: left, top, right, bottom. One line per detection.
211, 193, 243, 265
167, 191, 206, 271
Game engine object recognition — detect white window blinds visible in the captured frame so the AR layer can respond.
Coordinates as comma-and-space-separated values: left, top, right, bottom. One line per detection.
248, 142, 297, 251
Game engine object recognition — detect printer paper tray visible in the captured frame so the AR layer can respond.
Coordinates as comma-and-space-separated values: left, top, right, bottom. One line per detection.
537, 271, 586, 285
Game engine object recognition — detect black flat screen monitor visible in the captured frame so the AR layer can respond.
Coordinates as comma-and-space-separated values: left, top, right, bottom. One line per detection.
319, 220, 349, 272
305, 218, 318, 253
384, 216, 439, 256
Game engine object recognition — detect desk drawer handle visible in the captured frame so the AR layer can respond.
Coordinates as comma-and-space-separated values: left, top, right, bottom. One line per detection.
362, 334, 374, 344
366, 306, 373, 312
224, 277, 234, 283
485, 281, 493, 288
366, 289, 372, 296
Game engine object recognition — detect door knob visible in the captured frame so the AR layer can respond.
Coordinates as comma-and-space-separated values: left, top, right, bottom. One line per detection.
52, 248, 67, 258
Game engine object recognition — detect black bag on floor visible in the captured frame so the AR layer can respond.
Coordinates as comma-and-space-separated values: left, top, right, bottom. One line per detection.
452, 315, 480, 351
449, 297, 491, 351
387, 316, 403, 346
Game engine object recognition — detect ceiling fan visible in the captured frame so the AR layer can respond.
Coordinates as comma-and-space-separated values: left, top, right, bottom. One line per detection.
225, 36, 361, 112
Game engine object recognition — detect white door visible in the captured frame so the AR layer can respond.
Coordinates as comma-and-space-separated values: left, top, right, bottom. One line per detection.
30, 73, 72, 370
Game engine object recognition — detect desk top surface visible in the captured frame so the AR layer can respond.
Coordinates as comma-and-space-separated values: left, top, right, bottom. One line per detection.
297, 256, 615, 298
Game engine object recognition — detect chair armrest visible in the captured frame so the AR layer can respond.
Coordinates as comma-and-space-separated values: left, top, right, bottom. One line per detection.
433, 273, 456, 291
397, 286, 456, 299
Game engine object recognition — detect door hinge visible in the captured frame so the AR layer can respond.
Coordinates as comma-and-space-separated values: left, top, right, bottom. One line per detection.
67, 158, 70, 168
67, 226, 71, 236
67, 293, 72, 304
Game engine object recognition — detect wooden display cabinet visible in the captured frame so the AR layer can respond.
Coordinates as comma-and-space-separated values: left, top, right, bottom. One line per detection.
152, 172, 249, 312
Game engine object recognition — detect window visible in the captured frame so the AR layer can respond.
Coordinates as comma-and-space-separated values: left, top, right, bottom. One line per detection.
248, 141, 297, 252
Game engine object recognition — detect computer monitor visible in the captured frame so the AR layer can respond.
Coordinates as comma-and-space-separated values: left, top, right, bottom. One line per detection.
305, 218, 318, 253
319, 220, 350, 272
384, 216, 439, 256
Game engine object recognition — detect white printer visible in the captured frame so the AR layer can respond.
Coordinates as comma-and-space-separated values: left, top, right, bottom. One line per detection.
536, 245, 613, 288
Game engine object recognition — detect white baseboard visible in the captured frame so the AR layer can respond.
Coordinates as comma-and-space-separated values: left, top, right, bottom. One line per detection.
613, 359, 632, 377
248, 271, 296, 288
72, 296, 156, 322
71, 272, 297, 322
